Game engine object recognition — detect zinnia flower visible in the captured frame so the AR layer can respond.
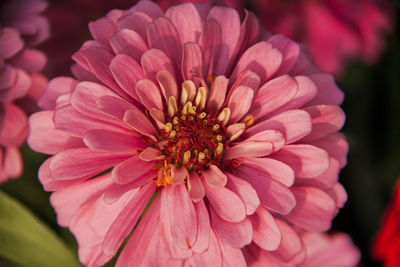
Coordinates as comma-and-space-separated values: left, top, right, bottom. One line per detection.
249, 0, 393, 75
29, 0, 348, 265
373, 178, 400, 267
0, 0, 49, 183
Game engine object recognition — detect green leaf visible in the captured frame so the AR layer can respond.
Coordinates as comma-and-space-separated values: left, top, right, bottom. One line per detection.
0, 191, 81, 267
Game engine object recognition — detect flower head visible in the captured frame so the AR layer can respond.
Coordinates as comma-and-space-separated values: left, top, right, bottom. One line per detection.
250, 0, 394, 75
0, 0, 49, 183
29, 0, 348, 265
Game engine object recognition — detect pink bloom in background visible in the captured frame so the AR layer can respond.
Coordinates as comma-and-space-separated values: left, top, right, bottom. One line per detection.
29, 0, 349, 266
250, 0, 394, 75
0, 0, 49, 183
300, 232, 360, 267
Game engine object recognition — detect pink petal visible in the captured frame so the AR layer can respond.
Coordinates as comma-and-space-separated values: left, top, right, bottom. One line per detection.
83, 129, 146, 152
296, 157, 340, 189
305, 133, 348, 168
117, 11, 153, 43
271, 218, 303, 262
0, 68, 30, 102
111, 156, 154, 184
225, 130, 284, 160
211, 207, 252, 248
141, 48, 175, 81
39, 77, 78, 110
268, 35, 300, 76
147, 17, 182, 75
0, 65, 16, 90
302, 105, 345, 141
250, 75, 297, 120
109, 54, 144, 102
191, 200, 210, 253
234, 10, 260, 57
38, 157, 82, 191
267, 75, 318, 116
0, 28, 23, 59
103, 182, 156, 256
227, 85, 254, 123
88, 10, 121, 49
50, 173, 113, 227
171, 166, 188, 185
115, 194, 161, 267
207, 75, 229, 111
135, 79, 163, 111
123, 108, 158, 140
73, 45, 130, 100
187, 229, 222, 266
156, 69, 178, 100
270, 144, 330, 178
234, 164, 296, 215
182, 42, 204, 81
207, 6, 241, 75
188, 172, 205, 202
161, 184, 197, 249
229, 70, 260, 96
109, 29, 148, 62
231, 41, 283, 85
218, 235, 247, 267
54, 104, 127, 138
286, 186, 337, 231
165, 3, 202, 44
200, 18, 221, 76
70, 190, 132, 267
203, 164, 227, 188
307, 73, 344, 105
129, 0, 163, 19
28, 111, 83, 155
70, 81, 117, 119
240, 157, 295, 187
9, 48, 47, 72
204, 181, 246, 223
96, 95, 136, 121
103, 184, 139, 205
139, 147, 164, 161
249, 207, 281, 251
326, 182, 348, 209
226, 173, 260, 215
0, 103, 28, 146
50, 148, 131, 180
2, 146, 23, 179
247, 109, 312, 144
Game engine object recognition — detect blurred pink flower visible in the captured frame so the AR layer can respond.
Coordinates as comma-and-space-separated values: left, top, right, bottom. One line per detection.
29, 0, 348, 265
0, 0, 49, 183
250, 0, 393, 75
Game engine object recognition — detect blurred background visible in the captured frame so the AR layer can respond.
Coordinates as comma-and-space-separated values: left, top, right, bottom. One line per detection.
0, 0, 399, 266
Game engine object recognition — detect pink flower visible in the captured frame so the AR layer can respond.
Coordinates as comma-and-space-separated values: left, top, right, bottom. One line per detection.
29, 1, 348, 266
250, 0, 394, 75
0, 0, 49, 183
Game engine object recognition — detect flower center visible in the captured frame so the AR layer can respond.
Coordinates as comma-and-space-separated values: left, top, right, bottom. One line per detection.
159, 103, 227, 174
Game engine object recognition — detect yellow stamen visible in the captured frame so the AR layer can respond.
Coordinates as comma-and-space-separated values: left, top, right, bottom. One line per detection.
172, 116, 179, 125
169, 130, 176, 138
198, 152, 205, 163
217, 107, 231, 125
165, 122, 172, 132
213, 124, 220, 131
241, 114, 255, 128
189, 106, 197, 115
215, 143, 224, 155
183, 151, 191, 165
216, 135, 223, 141
199, 112, 207, 119
182, 101, 192, 115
